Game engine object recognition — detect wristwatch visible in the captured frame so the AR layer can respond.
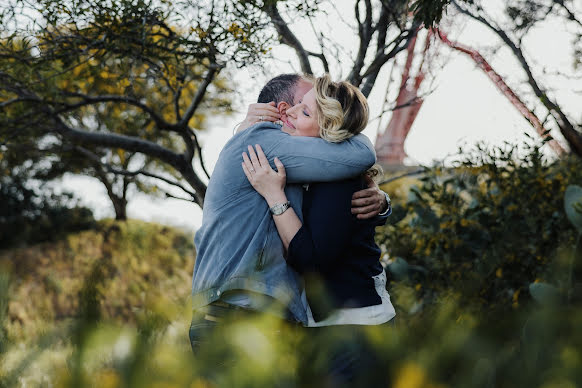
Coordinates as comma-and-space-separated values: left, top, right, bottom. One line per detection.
379, 192, 392, 216
270, 201, 291, 216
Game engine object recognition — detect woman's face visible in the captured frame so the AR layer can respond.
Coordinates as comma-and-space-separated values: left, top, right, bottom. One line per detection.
281, 88, 320, 138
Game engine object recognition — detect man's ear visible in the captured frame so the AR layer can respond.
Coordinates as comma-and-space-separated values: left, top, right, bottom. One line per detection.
277, 101, 291, 120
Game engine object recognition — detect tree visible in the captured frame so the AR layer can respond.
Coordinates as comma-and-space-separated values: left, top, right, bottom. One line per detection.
1, 0, 272, 208
449, 0, 582, 157
1, 0, 456, 211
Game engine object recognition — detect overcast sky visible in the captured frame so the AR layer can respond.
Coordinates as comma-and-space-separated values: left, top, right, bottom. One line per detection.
60, 0, 582, 232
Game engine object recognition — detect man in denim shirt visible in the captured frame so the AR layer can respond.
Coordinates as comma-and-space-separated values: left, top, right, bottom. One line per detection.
190, 74, 390, 348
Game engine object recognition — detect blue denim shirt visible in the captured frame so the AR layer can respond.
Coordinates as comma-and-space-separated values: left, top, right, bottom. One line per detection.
191, 122, 376, 324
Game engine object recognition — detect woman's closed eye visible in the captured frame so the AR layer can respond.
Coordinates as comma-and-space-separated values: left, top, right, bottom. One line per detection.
303, 110, 310, 117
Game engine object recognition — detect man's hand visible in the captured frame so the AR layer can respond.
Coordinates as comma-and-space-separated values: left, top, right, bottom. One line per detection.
236, 102, 281, 133
351, 176, 389, 219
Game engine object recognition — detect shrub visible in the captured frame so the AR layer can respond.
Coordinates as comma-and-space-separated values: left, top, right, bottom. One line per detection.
0, 174, 96, 249
377, 140, 582, 316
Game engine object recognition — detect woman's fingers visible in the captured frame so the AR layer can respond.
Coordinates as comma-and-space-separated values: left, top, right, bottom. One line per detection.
274, 157, 286, 178
242, 152, 256, 173
255, 144, 270, 168
247, 145, 261, 168
241, 162, 253, 182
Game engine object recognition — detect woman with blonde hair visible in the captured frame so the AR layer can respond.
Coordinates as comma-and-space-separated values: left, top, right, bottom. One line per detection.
242, 74, 395, 383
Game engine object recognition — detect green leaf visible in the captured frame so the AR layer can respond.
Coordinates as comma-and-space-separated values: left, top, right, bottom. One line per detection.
529, 282, 561, 306
564, 185, 582, 231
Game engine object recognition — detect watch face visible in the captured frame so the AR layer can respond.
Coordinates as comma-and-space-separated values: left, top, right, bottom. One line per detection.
271, 202, 290, 215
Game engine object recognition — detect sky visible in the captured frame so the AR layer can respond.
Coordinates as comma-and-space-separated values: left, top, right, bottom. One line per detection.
59, 0, 582, 232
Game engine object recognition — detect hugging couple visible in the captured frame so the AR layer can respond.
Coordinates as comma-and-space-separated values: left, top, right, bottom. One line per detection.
190, 73, 396, 380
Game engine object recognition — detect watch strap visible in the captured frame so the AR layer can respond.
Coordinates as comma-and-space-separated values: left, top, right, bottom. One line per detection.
269, 201, 291, 216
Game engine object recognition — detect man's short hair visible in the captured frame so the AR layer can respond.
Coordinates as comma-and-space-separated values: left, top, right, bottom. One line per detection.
257, 73, 301, 105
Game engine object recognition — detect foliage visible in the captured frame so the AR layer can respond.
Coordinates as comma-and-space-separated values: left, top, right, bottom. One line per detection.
0, 219, 194, 341
0, 172, 96, 250
377, 139, 582, 316
0, 0, 273, 207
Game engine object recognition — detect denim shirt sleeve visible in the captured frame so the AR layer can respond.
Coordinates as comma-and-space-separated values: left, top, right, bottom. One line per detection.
244, 123, 376, 183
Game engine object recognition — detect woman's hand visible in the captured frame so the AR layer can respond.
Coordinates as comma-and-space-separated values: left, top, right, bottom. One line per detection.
242, 144, 287, 206
236, 102, 281, 133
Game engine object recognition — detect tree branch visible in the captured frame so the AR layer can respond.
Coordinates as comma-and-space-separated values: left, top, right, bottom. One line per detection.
306, 50, 330, 73
347, 0, 374, 86
178, 64, 220, 127
73, 145, 199, 203
306, 15, 330, 73
164, 191, 197, 203
379, 167, 427, 185
264, 3, 313, 74
188, 127, 211, 180
53, 117, 186, 168
553, 0, 582, 28
453, 0, 582, 156
360, 23, 421, 97
59, 92, 174, 130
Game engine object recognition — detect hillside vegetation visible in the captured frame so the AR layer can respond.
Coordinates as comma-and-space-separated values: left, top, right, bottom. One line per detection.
0, 220, 195, 342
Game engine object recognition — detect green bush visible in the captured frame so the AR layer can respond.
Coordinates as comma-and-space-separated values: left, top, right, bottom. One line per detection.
0, 174, 96, 249
377, 140, 582, 316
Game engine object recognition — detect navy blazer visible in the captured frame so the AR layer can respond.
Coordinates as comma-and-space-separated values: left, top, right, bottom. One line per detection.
287, 177, 389, 322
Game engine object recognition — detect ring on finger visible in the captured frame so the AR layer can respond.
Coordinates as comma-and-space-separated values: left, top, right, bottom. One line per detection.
250, 168, 256, 173
260, 115, 264, 121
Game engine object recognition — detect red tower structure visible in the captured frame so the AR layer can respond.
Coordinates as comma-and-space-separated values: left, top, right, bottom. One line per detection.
374, 28, 565, 166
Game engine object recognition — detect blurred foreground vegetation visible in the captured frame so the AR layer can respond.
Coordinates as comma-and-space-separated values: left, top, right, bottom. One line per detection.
1, 140, 581, 387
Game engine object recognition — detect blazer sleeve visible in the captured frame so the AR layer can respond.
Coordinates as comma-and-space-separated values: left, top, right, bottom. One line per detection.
286, 182, 355, 274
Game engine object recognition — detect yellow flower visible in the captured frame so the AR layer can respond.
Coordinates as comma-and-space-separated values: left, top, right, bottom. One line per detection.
496, 268, 503, 278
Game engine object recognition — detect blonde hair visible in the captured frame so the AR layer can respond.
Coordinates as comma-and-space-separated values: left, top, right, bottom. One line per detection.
313, 74, 369, 143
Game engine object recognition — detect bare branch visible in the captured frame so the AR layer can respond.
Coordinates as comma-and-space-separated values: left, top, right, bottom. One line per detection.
264, 3, 313, 74
553, 0, 582, 28
307, 15, 330, 73
178, 64, 220, 127
73, 145, 199, 203
187, 127, 211, 180
306, 50, 330, 73
369, 88, 437, 123
360, 23, 421, 97
53, 117, 186, 168
164, 192, 197, 203
347, 0, 374, 86
452, 0, 582, 156
58, 92, 174, 130
379, 167, 428, 185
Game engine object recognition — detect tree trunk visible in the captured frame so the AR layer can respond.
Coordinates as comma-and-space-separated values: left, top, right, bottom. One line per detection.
111, 196, 128, 221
